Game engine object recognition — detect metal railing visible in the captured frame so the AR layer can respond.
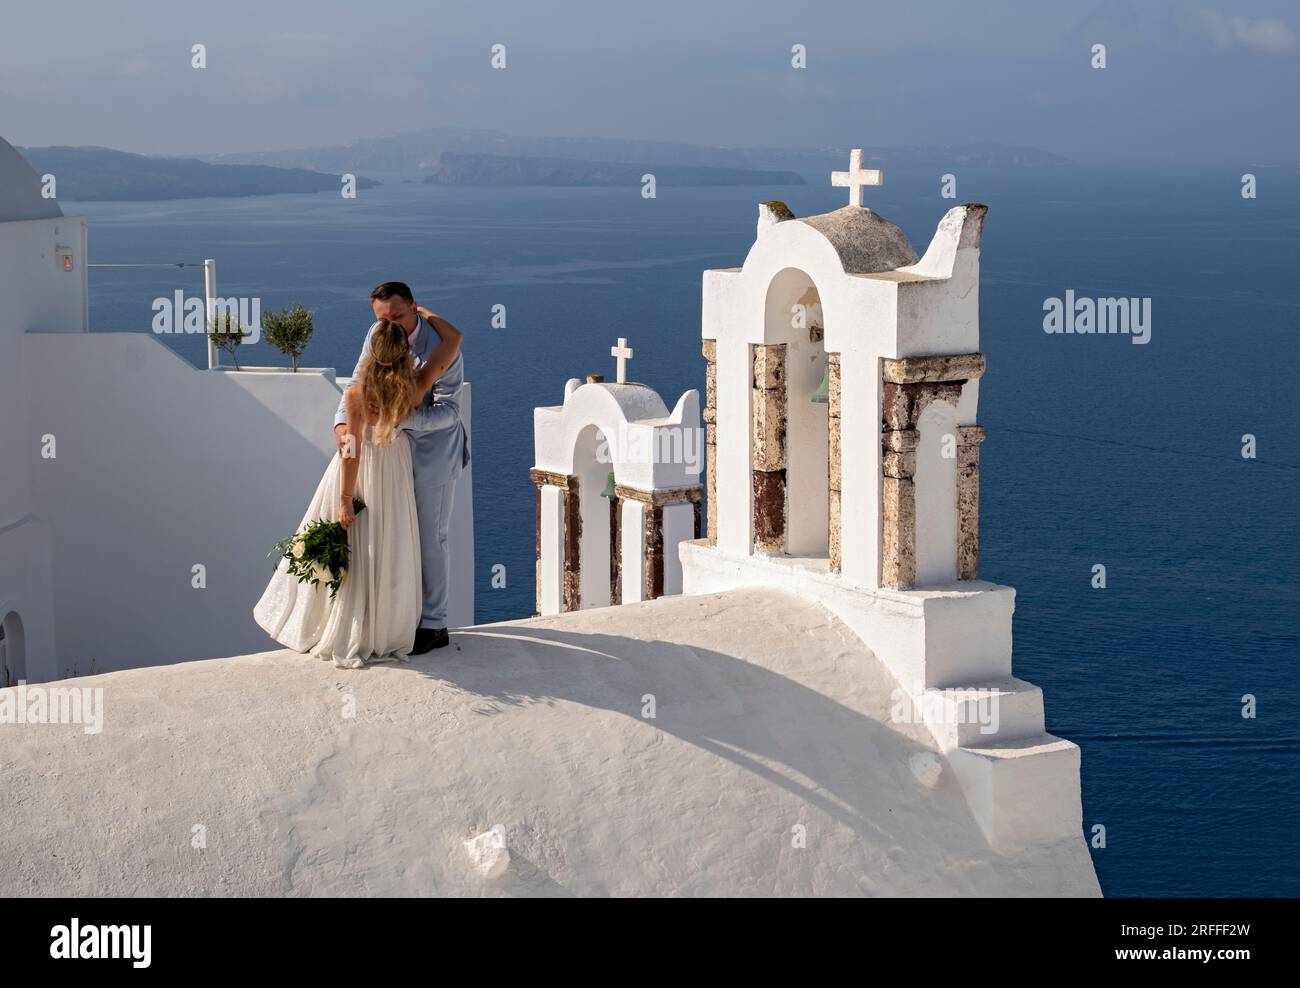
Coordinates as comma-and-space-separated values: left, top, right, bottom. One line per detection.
87, 257, 221, 369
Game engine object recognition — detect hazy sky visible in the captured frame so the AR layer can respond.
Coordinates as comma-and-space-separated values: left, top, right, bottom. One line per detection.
1, 0, 1297, 165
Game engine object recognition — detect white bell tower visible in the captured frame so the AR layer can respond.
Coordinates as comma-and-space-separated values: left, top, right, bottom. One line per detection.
531, 342, 703, 615
679, 151, 1089, 852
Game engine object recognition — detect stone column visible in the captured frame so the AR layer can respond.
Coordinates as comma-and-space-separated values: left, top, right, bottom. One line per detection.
827, 353, 843, 573
610, 493, 622, 606
751, 343, 787, 555
530, 468, 581, 613
617, 484, 704, 600
878, 353, 986, 591
879, 428, 918, 590
957, 425, 986, 580
533, 476, 542, 615
703, 339, 718, 544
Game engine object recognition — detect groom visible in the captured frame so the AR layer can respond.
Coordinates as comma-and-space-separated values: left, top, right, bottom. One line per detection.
334, 282, 470, 653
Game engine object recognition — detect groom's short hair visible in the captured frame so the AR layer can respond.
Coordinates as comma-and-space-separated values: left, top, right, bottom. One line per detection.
370, 281, 414, 303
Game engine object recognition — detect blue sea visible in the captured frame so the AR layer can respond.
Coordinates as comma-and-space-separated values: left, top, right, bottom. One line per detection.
72, 166, 1300, 897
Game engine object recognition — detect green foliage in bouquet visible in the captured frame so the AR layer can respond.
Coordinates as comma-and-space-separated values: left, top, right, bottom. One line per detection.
269, 497, 366, 598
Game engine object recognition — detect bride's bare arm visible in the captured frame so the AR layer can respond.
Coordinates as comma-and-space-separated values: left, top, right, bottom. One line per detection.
338, 385, 367, 529
412, 306, 463, 406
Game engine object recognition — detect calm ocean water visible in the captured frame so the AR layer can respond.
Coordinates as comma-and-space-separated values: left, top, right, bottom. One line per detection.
72, 167, 1300, 897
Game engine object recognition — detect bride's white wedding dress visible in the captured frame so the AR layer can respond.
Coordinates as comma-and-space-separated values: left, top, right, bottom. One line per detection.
254, 430, 421, 668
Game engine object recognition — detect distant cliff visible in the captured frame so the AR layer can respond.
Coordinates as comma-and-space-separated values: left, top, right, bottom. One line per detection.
202, 126, 1073, 175
424, 152, 805, 187
17, 146, 379, 201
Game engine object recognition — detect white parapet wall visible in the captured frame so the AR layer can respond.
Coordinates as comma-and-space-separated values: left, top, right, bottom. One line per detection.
20, 332, 474, 677
679, 540, 1014, 690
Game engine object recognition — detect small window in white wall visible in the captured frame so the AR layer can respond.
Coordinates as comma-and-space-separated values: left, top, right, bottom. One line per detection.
0, 612, 25, 686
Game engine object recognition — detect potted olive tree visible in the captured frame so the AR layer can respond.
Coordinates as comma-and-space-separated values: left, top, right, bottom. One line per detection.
262, 304, 315, 372
207, 311, 246, 370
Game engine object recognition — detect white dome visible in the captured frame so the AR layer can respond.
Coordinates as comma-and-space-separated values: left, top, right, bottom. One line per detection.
797, 205, 917, 274
0, 137, 62, 223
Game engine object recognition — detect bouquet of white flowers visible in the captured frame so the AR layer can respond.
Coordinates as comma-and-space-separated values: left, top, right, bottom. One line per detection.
269, 497, 365, 598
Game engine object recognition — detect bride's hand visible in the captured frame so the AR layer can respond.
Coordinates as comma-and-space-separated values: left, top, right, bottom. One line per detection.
416, 304, 438, 322
339, 494, 356, 530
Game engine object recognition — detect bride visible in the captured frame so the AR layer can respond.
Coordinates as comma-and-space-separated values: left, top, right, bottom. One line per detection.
254, 309, 463, 668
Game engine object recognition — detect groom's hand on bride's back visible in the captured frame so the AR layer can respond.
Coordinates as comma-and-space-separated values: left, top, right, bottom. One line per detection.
334, 423, 349, 457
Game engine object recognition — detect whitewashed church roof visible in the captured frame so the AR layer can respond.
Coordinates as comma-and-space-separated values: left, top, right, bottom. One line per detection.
796, 205, 918, 274
576, 380, 669, 421
0, 588, 1100, 896
0, 138, 62, 223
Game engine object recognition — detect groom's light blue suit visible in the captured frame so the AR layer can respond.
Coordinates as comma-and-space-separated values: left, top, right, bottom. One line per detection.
334, 315, 470, 629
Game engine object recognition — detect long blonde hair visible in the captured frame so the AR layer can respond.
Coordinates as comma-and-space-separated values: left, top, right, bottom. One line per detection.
357, 320, 417, 447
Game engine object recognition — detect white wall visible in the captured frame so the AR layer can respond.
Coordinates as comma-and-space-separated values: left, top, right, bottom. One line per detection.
574, 424, 612, 609
0, 214, 87, 682
660, 502, 695, 595
914, 401, 959, 586
0, 217, 86, 510
0, 517, 57, 682
621, 500, 646, 604
765, 269, 829, 557
539, 485, 565, 614
21, 332, 474, 675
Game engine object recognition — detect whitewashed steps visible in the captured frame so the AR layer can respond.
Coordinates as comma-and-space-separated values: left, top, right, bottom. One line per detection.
916, 677, 1083, 850
949, 733, 1084, 850
921, 675, 1045, 751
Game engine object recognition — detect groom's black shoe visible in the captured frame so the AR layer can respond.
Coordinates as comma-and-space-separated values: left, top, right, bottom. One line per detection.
411, 627, 449, 654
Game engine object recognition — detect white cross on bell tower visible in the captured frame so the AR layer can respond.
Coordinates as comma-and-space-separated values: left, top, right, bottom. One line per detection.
610, 337, 634, 383
831, 148, 883, 208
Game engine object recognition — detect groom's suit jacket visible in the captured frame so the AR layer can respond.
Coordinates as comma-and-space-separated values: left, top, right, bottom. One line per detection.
334, 315, 470, 489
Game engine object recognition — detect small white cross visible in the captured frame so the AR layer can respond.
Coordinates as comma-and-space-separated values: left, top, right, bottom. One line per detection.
831, 148, 883, 208
610, 337, 634, 383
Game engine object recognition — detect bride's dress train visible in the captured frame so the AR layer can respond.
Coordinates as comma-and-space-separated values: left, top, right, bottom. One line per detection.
254, 433, 421, 668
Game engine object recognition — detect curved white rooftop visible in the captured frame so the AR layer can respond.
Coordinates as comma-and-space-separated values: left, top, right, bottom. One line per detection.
575, 380, 668, 421
0, 138, 62, 223
0, 588, 1099, 896
797, 205, 918, 274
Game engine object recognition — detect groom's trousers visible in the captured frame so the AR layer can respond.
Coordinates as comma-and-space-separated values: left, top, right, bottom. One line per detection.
414, 477, 457, 629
